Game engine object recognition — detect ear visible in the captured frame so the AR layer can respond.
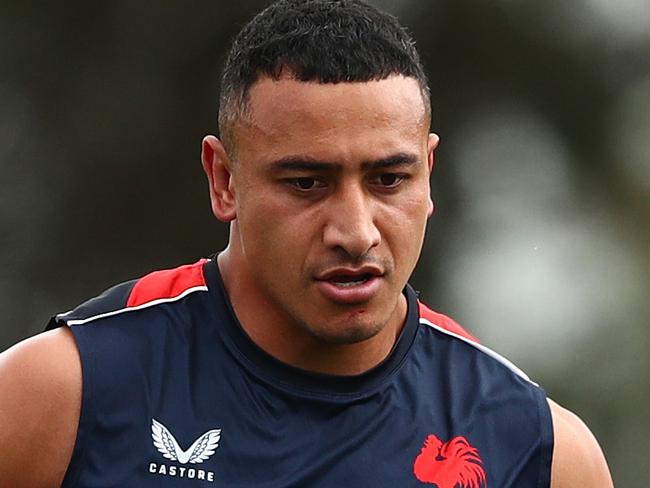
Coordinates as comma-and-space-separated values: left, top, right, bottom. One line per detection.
201, 135, 237, 222
426, 133, 440, 217
427, 133, 439, 174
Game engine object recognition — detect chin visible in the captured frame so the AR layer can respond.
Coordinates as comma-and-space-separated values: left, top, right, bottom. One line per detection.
303, 314, 386, 346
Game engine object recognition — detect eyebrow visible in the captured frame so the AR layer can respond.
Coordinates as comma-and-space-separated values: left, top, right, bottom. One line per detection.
267, 152, 420, 172
362, 153, 419, 170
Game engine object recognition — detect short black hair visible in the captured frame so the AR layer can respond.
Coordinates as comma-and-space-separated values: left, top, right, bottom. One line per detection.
218, 0, 430, 155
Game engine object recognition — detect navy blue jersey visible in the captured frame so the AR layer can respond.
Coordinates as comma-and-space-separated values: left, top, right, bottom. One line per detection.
47, 258, 553, 487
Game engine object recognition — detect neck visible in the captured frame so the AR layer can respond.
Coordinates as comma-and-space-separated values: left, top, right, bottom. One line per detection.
218, 247, 407, 376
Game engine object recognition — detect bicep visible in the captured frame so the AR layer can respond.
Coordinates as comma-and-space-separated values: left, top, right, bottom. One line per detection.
0, 327, 82, 488
549, 398, 614, 488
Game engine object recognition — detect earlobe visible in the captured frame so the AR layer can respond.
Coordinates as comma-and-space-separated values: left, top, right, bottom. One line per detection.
201, 135, 237, 222
427, 197, 436, 217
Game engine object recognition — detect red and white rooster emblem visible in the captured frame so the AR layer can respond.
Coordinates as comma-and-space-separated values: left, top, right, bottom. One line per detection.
413, 434, 486, 488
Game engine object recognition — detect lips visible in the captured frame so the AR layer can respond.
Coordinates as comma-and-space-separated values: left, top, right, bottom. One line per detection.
315, 267, 384, 303
326, 272, 374, 286
317, 266, 383, 281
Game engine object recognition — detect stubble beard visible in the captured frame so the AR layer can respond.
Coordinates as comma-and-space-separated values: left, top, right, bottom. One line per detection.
298, 312, 389, 346
289, 284, 401, 347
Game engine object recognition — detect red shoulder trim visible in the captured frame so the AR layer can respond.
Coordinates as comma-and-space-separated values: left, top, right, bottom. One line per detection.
417, 301, 479, 343
126, 259, 208, 308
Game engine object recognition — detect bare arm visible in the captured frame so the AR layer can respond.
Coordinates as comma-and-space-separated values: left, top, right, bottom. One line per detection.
0, 327, 82, 488
549, 398, 614, 487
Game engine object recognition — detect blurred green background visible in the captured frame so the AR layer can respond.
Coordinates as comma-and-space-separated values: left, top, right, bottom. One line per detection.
2, 0, 648, 485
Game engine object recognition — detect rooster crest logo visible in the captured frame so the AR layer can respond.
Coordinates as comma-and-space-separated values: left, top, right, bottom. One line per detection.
151, 418, 221, 464
413, 434, 486, 488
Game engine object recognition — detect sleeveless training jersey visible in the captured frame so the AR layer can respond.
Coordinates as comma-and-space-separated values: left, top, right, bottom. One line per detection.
47, 258, 553, 487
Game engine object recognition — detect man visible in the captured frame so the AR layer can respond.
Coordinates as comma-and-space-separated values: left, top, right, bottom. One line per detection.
0, 0, 613, 486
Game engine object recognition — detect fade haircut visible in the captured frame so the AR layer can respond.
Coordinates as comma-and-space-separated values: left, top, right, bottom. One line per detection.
218, 0, 431, 157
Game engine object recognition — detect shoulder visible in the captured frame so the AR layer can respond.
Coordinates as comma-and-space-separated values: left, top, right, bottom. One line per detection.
549, 399, 614, 487
416, 301, 613, 486
417, 300, 536, 384
416, 301, 557, 484
417, 300, 479, 342
48, 258, 209, 329
0, 327, 81, 487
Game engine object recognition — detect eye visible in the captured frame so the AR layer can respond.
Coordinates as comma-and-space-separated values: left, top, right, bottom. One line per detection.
288, 177, 325, 191
374, 173, 406, 188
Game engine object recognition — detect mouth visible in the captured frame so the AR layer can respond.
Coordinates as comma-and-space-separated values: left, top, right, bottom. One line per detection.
315, 267, 384, 303
327, 273, 375, 288
317, 265, 383, 283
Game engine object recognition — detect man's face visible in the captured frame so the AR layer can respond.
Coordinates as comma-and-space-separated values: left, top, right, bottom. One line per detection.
220, 75, 436, 345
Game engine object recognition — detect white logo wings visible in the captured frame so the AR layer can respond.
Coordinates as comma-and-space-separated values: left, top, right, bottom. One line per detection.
151, 418, 221, 464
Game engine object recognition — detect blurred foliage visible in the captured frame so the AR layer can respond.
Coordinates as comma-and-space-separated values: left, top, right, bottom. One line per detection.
1, 0, 648, 485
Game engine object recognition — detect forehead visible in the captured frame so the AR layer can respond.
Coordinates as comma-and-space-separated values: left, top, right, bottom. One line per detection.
234, 75, 429, 164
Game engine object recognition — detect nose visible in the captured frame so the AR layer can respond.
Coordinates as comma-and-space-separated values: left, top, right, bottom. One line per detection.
322, 183, 380, 258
